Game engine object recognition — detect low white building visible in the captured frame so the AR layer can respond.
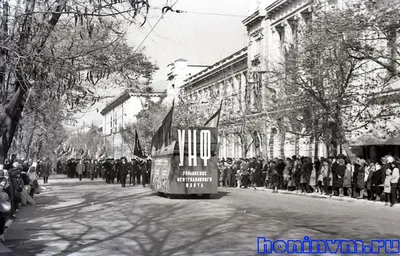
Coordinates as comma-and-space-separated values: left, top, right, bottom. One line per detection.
100, 86, 166, 158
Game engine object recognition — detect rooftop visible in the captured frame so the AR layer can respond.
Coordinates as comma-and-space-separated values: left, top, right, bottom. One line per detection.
181, 47, 248, 88
100, 86, 166, 116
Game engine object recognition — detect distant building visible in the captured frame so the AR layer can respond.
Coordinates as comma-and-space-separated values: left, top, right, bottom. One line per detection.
100, 86, 166, 158
166, 59, 209, 103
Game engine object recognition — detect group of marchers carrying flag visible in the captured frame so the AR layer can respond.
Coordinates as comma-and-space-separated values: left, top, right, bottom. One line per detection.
54, 144, 107, 161
56, 100, 222, 163
56, 131, 145, 162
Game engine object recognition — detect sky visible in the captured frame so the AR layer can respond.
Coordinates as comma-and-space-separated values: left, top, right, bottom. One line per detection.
74, 0, 250, 129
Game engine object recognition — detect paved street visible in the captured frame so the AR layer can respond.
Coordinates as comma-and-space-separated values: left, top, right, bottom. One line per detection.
1, 175, 400, 256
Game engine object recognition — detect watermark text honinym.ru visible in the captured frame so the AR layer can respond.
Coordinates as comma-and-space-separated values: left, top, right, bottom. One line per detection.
257, 236, 400, 254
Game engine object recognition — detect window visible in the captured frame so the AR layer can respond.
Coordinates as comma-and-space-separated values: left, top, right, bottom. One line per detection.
109, 115, 112, 135
114, 110, 117, 133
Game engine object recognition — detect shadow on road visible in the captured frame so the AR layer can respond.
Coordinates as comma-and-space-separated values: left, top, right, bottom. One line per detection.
2, 178, 251, 256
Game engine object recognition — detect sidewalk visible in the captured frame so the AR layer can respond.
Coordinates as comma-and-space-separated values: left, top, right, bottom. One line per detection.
246, 186, 400, 208
0, 175, 60, 254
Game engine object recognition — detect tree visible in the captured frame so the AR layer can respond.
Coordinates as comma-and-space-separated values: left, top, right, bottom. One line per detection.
0, 0, 155, 162
67, 125, 110, 160
120, 95, 169, 153
173, 93, 216, 127
9, 93, 69, 160
219, 83, 264, 158
265, 0, 400, 156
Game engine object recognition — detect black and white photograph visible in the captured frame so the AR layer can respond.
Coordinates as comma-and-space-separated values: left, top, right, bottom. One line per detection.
0, 0, 399, 255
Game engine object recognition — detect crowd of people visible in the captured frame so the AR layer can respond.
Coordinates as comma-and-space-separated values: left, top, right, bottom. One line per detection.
0, 156, 50, 242
57, 157, 152, 187
218, 154, 400, 207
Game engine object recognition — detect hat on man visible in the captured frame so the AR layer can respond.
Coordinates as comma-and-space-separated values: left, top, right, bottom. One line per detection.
387, 156, 394, 163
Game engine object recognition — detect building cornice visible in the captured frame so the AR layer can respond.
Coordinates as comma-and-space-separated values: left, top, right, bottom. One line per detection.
100, 90, 130, 115
181, 47, 248, 89
266, 0, 313, 24
243, 10, 266, 27
266, 0, 295, 15
100, 89, 166, 116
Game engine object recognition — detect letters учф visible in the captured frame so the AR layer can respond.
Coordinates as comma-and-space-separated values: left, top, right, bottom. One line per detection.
178, 129, 211, 167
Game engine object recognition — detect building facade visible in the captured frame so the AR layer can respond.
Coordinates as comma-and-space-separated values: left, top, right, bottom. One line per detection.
173, 0, 400, 161
179, 48, 250, 159
244, 0, 328, 159
100, 89, 165, 158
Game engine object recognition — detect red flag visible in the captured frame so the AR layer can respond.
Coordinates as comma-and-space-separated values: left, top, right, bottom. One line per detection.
134, 129, 145, 158
152, 101, 174, 150
204, 100, 222, 128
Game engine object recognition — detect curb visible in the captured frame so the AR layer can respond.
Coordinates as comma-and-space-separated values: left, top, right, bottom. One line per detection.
252, 187, 400, 207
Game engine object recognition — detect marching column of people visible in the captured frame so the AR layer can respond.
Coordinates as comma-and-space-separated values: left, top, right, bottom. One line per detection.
218, 154, 400, 207
61, 157, 152, 188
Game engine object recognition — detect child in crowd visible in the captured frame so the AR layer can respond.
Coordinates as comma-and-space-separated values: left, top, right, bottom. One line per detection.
384, 169, 392, 206
317, 167, 324, 194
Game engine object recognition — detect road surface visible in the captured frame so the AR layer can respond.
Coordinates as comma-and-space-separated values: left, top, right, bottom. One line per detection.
1, 175, 399, 255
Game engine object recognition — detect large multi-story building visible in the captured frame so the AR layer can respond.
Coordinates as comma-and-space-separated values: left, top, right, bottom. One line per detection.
173, 0, 400, 160
179, 47, 249, 159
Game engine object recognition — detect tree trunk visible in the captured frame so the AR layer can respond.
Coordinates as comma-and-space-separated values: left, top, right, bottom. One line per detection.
241, 145, 247, 158
269, 130, 275, 160
314, 135, 319, 158
0, 87, 26, 163
309, 135, 314, 158
295, 134, 300, 157
280, 132, 285, 159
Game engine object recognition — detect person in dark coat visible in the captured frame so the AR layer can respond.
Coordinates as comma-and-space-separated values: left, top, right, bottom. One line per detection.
335, 155, 346, 197
140, 160, 148, 187
351, 161, 360, 198
276, 159, 286, 189
84, 160, 90, 179
87, 160, 95, 180
57, 160, 62, 174
371, 163, 383, 201
129, 159, 136, 185
366, 163, 375, 200
9, 166, 23, 213
115, 159, 121, 183
356, 159, 366, 199
39, 157, 51, 184
110, 160, 116, 184
119, 157, 129, 187
300, 157, 312, 193
66, 159, 74, 178
135, 159, 142, 185
103, 159, 113, 184
76, 160, 85, 181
